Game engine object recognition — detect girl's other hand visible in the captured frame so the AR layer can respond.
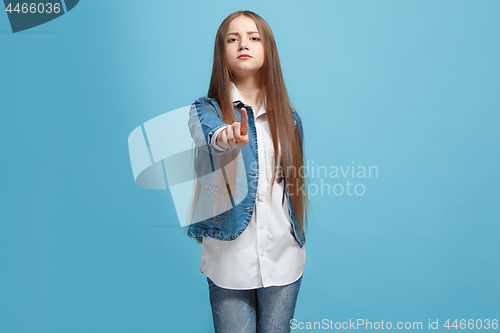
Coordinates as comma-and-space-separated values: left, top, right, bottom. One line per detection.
216, 107, 250, 149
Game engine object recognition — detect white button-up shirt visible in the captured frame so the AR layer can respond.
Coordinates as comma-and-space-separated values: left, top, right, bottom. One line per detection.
199, 81, 305, 290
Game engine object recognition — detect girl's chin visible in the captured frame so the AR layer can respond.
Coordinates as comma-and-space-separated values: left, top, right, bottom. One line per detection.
232, 68, 263, 76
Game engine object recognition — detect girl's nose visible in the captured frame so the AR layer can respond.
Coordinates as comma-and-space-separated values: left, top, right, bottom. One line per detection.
239, 41, 248, 50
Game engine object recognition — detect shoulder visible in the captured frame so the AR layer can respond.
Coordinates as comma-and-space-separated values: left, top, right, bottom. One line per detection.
193, 96, 219, 108
194, 96, 213, 103
192, 96, 221, 116
291, 107, 302, 124
291, 107, 304, 142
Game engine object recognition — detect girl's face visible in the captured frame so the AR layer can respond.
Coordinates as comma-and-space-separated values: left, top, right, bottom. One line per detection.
225, 15, 265, 79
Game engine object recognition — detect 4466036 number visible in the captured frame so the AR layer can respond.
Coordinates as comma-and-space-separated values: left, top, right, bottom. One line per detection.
5, 3, 61, 14
444, 319, 498, 330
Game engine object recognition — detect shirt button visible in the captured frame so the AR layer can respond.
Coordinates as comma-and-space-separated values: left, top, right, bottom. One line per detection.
260, 250, 264, 256
259, 197, 264, 202
260, 224, 264, 229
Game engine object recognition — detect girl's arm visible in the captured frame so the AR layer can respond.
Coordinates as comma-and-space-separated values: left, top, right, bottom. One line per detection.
188, 97, 237, 156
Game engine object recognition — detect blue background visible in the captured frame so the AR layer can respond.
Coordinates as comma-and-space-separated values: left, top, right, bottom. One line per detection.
1, 0, 499, 332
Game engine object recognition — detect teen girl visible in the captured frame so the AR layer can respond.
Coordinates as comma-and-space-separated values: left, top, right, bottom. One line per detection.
187, 10, 309, 333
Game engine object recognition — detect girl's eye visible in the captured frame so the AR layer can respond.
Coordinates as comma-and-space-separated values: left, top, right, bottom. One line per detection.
251, 37, 260, 41
228, 38, 237, 43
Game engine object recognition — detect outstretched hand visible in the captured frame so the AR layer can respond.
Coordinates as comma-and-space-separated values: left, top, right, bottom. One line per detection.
215, 107, 250, 149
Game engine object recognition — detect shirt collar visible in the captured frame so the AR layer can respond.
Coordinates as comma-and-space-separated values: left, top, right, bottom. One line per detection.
230, 81, 267, 117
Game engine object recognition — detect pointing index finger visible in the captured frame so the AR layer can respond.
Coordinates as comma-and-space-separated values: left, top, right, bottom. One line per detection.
240, 107, 249, 135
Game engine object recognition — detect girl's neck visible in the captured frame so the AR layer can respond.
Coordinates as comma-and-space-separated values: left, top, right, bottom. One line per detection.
232, 72, 263, 111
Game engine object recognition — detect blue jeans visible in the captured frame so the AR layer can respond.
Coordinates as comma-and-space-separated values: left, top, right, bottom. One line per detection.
207, 275, 303, 333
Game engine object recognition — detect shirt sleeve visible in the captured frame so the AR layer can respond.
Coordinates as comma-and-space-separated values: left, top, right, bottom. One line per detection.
210, 125, 229, 151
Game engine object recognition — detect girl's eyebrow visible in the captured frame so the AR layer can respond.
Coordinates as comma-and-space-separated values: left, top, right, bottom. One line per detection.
227, 31, 260, 36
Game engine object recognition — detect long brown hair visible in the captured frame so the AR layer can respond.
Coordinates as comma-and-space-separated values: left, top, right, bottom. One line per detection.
191, 10, 309, 243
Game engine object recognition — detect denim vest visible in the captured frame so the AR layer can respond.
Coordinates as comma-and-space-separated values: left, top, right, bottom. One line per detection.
187, 96, 306, 245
